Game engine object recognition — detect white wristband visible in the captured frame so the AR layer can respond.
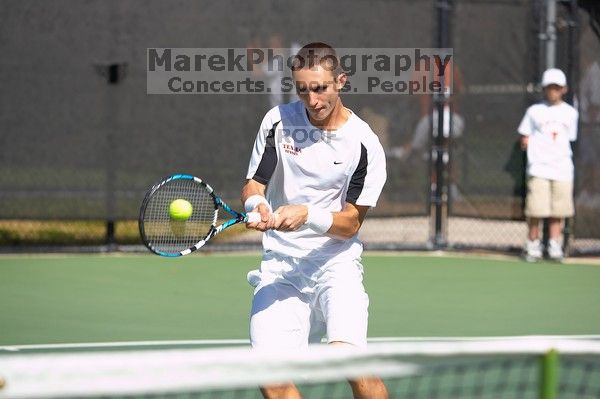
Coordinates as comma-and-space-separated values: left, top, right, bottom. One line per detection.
305, 205, 333, 234
244, 194, 272, 213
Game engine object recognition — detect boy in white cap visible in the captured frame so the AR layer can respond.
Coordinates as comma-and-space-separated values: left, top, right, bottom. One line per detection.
517, 68, 579, 261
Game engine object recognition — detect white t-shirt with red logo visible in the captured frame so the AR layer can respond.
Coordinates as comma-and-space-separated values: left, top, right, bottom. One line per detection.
518, 101, 579, 181
246, 101, 387, 260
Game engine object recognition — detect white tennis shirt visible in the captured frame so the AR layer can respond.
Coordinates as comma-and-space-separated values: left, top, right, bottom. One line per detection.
246, 101, 387, 260
517, 101, 579, 181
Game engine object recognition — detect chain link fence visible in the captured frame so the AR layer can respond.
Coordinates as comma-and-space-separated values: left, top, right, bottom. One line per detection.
0, 0, 599, 255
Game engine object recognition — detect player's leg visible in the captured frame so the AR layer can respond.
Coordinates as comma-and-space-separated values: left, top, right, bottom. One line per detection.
527, 217, 541, 241
548, 217, 563, 241
524, 176, 550, 261
250, 256, 312, 399
251, 283, 309, 399
250, 282, 312, 348
525, 217, 543, 261
547, 217, 564, 260
317, 260, 389, 399
525, 176, 552, 241
329, 341, 389, 399
348, 378, 389, 399
260, 385, 303, 399
547, 179, 574, 260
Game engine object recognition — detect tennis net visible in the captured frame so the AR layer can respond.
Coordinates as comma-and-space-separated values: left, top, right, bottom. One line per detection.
1, 338, 599, 399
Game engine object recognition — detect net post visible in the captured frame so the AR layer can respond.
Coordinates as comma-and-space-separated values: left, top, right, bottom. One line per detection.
539, 349, 558, 399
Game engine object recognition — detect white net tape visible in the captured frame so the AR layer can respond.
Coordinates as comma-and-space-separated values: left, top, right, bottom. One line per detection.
1, 338, 599, 398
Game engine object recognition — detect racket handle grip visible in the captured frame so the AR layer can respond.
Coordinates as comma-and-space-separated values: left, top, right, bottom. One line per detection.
245, 212, 261, 223
245, 212, 279, 224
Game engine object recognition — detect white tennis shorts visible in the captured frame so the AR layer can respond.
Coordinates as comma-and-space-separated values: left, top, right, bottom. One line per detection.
249, 251, 369, 349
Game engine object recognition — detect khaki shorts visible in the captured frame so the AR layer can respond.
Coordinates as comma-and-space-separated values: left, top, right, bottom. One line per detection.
525, 176, 574, 218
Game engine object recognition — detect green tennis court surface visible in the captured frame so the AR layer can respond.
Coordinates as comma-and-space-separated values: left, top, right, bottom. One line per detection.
1, 253, 599, 346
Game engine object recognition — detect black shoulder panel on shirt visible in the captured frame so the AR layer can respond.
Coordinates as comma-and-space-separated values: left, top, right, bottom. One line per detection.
346, 143, 368, 204
252, 120, 280, 185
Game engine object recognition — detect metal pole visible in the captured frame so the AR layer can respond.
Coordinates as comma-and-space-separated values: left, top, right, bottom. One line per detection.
105, 64, 122, 248
430, 0, 451, 248
562, 0, 580, 256
101, 1, 127, 250
541, 0, 557, 252
545, 0, 557, 69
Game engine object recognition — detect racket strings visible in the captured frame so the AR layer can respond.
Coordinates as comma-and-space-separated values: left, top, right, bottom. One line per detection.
143, 179, 216, 254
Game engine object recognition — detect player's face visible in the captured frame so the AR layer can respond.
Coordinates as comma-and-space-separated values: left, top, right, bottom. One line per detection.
293, 65, 346, 123
543, 84, 567, 105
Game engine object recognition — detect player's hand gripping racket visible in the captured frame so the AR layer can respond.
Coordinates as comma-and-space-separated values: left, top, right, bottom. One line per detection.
139, 174, 260, 257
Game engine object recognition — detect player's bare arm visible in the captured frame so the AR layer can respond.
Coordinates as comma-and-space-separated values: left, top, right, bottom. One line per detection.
273, 202, 369, 239
329, 203, 369, 238
520, 135, 529, 150
241, 178, 274, 232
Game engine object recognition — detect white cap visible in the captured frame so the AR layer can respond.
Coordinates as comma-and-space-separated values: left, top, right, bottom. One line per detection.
541, 68, 567, 87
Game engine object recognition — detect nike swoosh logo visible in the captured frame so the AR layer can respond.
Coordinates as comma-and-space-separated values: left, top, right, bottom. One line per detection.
334, 161, 343, 165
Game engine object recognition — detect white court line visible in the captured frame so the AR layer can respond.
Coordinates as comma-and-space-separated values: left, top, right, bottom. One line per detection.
0, 339, 249, 352
2, 335, 600, 352
1, 251, 597, 265
368, 335, 600, 342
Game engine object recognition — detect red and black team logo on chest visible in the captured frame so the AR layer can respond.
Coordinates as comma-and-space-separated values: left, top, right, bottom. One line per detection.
282, 143, 302, 156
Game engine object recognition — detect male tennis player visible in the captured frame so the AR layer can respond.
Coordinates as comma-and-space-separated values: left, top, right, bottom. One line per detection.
242, 43, 388, 399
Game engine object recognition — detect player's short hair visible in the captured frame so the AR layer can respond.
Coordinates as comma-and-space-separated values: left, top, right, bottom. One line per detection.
291, 42, 343, 77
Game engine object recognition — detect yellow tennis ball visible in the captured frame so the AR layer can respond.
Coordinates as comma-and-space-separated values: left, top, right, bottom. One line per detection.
169, 199, 193, 221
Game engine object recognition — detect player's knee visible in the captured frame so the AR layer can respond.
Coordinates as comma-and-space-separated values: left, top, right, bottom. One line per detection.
329, 340, 353, 347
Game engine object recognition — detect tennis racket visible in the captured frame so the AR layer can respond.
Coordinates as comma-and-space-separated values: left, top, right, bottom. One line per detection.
139, 174, 261, 257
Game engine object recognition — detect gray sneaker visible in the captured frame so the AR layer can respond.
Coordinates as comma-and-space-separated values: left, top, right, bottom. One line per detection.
524, 239, 543, 262
547, 240, 564, 261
